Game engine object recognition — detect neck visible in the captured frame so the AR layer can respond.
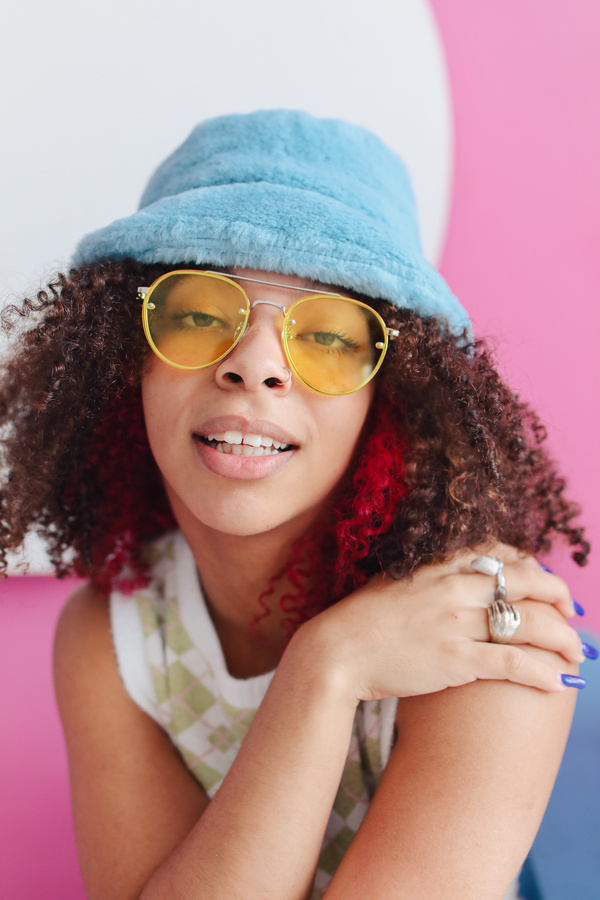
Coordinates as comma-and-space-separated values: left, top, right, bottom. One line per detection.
170, 498, 329, 677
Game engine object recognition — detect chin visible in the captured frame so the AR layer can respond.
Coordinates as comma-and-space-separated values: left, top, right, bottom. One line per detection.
167, 483, 325, 544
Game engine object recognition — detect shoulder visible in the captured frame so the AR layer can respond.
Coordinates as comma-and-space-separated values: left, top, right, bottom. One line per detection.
54, 527, 180, 683
53, 584, 121, 720
53, 582, 175, 778
54, 582, 111, 668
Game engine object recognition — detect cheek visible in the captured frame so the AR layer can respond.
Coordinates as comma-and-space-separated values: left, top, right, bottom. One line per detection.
315, 384, 374, 471
140, 366, 192, 470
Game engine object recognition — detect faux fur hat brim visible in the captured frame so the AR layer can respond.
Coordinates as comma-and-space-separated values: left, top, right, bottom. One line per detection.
74, 110, 469, 334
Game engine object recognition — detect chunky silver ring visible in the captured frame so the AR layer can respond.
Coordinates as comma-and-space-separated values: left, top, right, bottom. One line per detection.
470, 555, 507, 601
487, 598, 521, 643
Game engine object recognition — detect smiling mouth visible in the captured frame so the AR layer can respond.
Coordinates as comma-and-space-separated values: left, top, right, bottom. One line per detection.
196, 430, 296, 457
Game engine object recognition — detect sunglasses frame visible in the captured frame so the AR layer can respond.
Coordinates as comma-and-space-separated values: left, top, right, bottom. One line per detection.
138, 269, 399, 395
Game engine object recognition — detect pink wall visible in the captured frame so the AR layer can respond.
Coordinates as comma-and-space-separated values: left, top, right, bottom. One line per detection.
431, 0, 599, 629
1, 4, 598, 896
0, 577, 85, 898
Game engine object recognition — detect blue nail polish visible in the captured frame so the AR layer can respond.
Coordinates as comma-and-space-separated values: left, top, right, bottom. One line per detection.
581, 642, 599, 660
561, 674, 586, 689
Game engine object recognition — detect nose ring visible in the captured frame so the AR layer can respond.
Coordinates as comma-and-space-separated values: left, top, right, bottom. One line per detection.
264, 367, 292, 389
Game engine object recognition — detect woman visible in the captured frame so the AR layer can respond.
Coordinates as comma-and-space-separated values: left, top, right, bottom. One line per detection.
0, 110, 592, 899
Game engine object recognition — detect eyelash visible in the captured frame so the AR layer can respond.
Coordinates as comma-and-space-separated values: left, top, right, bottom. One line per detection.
300, 330, 360, 352
170, 310, 224, 329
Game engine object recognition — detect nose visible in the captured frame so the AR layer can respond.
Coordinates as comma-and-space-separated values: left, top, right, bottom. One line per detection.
214, 303, 292, 393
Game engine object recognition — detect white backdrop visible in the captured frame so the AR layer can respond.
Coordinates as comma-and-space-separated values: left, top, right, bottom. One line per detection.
1, 0, 452, 571
1, 0, 452, 296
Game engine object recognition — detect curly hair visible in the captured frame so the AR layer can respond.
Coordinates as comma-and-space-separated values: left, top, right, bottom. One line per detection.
0, 259, 589, 599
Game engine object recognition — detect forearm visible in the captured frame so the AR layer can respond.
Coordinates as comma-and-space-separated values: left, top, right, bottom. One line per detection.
140, 626, 357, 900
325, 665, 577, 900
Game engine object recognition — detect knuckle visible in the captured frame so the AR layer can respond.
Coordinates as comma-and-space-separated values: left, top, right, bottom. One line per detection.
513, 555, 534, 578
440, 576, 465, 609
555, 577, 571, 605
566, 626, 582, 656
498, 543, 522, 564
542, 569, 571, 605
535, 601, 562, 624
519, 606, 536, 632
503, 645, 524, 673
446, 637, 466, 658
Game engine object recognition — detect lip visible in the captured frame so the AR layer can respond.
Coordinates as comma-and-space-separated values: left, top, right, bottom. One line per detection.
193, 415, 299, 448
193, 435, 297, 480
192, 415, 299, 481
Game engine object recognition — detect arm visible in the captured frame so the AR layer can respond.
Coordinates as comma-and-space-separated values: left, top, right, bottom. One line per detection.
54, 586, 358, 900
325, 651, 576, 899
55, 553, 582, 900
53, 586, 211, 897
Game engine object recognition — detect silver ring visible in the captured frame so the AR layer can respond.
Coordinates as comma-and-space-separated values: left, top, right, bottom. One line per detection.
470, 555, 507, 601
278, 367, 292, 385
487, 598, 521, 643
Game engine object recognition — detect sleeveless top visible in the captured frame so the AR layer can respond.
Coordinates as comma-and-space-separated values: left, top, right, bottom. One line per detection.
109, 531, 398, 899
110, 531, 522, 900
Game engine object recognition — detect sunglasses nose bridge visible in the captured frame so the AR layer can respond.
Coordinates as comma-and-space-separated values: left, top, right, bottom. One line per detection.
240, 299, 290, 353
230, 298, 290, 358
249, 299, 288, 316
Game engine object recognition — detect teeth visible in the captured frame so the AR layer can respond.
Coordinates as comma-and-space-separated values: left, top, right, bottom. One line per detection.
212, 442, 277, 457
203, 431, 289, 451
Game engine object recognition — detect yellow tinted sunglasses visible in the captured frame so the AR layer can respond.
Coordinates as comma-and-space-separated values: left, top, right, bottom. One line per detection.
138, 270, 399, 396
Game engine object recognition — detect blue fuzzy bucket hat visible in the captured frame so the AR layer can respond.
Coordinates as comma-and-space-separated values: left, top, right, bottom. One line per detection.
74, 109, 469, 334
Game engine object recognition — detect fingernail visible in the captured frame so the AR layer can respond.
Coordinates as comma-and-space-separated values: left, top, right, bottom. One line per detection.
581, 642, 599, 660
561, 674, 586, 689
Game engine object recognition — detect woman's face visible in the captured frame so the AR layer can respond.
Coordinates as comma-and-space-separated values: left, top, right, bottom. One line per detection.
141, 269, 374, 540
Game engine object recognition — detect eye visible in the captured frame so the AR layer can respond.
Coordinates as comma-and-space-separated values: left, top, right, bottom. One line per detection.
298, 329, 360, 353
170, 309, 226, 329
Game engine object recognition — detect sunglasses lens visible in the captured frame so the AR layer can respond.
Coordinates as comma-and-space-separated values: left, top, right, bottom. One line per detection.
285, 296, 387, 394
144, 272, 248, 368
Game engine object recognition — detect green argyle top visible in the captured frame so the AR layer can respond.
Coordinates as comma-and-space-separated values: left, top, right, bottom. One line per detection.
110, 531, 398, 899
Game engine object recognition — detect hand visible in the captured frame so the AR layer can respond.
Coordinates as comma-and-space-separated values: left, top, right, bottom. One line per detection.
300, 543, 585, 705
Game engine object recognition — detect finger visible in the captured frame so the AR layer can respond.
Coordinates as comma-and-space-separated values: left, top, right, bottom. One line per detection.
506, 559, 573, 618
462, 592, 583, 662
465, 557, 574, 619
465, 641, 580, 693
501, 601, 584, 664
